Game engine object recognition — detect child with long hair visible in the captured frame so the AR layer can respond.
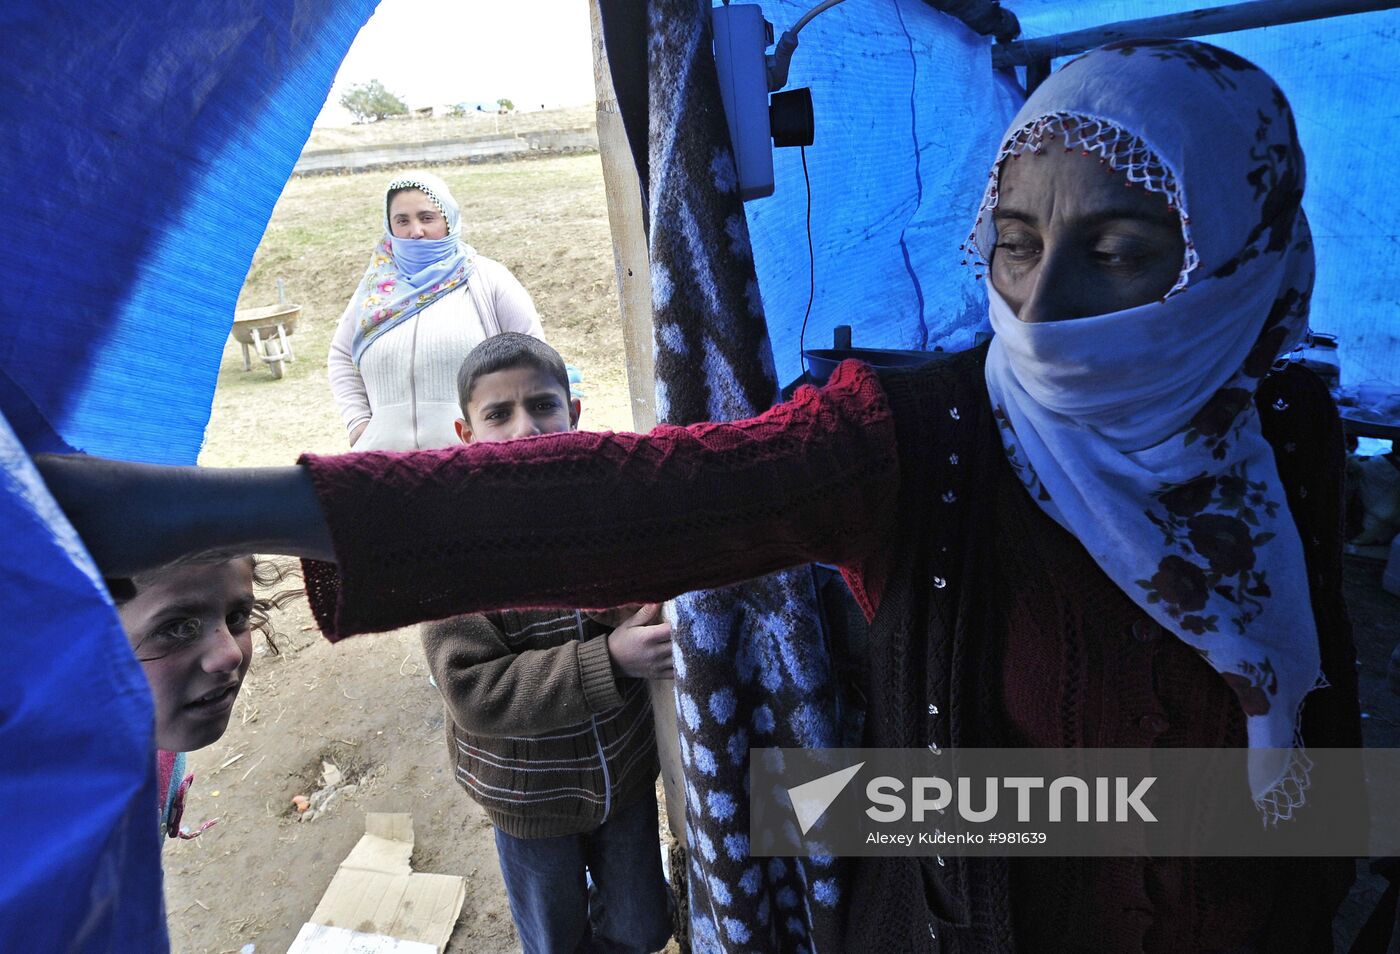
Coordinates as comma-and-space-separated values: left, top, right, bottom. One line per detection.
111, 558, 297, 839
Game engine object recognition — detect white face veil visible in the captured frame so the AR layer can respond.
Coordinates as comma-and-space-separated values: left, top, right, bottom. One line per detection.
973, 40, 1318, 819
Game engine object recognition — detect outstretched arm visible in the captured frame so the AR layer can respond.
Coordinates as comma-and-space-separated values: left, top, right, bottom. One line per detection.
36, 361, 898, 635
34, 454, 334, 576
300, 360, 897, 637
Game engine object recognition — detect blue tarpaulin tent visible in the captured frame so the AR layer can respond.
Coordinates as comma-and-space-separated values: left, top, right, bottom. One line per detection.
1, 2, 376, 949
2, 1, 1396, 949
746, 0, 1400, 390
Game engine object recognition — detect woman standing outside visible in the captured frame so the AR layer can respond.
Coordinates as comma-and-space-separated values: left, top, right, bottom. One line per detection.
328, 172, 545, 450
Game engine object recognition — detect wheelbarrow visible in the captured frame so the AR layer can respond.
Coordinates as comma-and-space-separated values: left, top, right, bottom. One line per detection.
231, 303, 300, 380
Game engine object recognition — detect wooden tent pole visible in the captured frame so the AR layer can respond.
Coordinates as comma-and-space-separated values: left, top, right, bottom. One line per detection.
589, 0, 689, 848
590, 2, 657, 433
994, 0, 1400, 68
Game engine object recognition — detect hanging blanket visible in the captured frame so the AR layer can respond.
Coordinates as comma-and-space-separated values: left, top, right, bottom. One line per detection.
645, 2, 846, 950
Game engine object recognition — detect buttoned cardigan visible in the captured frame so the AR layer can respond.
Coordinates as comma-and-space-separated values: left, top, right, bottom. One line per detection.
301, 346, 1359, 952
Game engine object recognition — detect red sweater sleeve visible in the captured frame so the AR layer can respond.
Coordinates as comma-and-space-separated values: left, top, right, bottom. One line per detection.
300, 360, 899, 639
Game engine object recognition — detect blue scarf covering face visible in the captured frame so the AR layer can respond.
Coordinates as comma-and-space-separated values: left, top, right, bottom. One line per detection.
349, 172, 477, 366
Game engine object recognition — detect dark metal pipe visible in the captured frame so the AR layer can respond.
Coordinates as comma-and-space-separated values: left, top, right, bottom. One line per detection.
1025, 57, 1051, 93
992, 0, 1400, 68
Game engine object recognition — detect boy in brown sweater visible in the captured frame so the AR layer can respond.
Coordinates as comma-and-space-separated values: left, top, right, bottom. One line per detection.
421, 333, 674, 954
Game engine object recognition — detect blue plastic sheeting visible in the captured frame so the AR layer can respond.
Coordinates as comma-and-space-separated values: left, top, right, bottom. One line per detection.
1007, 1, 1400, 389
740, 0, 1023, 389
1008, 1, 1400, 386
0, 2, 375, 946
748, 0, 1400, 390
0, 411, 164, 953
0, 0, 377, 463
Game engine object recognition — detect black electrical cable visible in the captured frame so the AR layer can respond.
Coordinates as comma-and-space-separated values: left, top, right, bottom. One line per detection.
796, 144, 815, 380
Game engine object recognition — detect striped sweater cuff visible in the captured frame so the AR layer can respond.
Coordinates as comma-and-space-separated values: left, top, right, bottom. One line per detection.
579, 636, 624, 712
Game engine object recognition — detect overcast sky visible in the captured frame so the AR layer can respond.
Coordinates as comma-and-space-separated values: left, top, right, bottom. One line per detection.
317, 0, 596, 125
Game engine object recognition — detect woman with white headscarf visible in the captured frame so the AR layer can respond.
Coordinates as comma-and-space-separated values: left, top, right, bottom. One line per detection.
294, 41, 1363, 952
327, 172, 545, 451
42, 39, 1367, 953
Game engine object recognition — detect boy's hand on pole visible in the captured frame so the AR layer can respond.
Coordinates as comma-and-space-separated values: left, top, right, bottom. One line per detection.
606, 603, 674, 680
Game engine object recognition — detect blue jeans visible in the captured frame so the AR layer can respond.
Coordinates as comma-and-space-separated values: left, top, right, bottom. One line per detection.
493, 792, 673, 954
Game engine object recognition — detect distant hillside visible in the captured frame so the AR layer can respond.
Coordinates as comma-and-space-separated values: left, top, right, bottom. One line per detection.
306, 104, 596, 151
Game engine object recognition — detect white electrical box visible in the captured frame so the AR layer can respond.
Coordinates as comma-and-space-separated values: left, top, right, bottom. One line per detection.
712, 4, 775, 200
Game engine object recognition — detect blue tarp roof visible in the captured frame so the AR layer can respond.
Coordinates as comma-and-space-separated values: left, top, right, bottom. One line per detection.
1, 0, 378, 465
747, 0, 1400, 390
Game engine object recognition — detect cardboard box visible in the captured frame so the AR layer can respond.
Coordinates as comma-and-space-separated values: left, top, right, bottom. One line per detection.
288, 814, 466, 954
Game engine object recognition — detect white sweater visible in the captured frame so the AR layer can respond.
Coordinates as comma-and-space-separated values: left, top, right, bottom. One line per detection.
328, 255, 545, 451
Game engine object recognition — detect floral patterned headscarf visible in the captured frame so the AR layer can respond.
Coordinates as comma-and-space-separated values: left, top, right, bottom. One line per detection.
973, 40, 1318, 819
349, 172, 477, 366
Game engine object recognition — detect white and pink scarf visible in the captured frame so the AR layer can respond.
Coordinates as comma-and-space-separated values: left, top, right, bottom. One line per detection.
349, 172, 477, 366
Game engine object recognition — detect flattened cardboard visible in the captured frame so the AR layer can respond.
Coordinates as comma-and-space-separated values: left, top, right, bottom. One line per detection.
294, 813, 465, 954
287, 922, 437, 954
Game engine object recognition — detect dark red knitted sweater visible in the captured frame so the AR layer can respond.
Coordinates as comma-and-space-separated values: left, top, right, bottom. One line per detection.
301, 359, 899, 635
300, 350, 1359, 953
